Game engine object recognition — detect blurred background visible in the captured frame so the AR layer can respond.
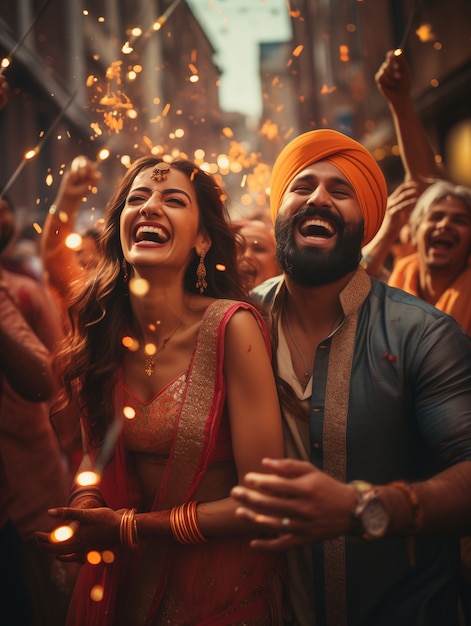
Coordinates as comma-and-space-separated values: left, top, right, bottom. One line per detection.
0, 0, 470, 235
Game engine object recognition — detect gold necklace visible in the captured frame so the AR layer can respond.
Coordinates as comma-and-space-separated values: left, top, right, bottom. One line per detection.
284, 311, 310, 381
284, 310, 344, 382
143, 316, 185, 377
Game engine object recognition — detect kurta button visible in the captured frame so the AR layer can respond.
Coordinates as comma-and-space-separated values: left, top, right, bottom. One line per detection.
312, 407, 321, 413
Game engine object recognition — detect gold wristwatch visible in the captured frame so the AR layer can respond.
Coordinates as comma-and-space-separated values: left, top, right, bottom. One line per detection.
350, 480, 389, 540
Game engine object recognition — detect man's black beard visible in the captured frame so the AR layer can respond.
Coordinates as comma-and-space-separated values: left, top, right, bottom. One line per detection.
274, 208, 363, 287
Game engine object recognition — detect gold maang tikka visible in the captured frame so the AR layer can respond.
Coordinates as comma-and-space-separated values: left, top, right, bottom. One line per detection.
151, 162, 171, 182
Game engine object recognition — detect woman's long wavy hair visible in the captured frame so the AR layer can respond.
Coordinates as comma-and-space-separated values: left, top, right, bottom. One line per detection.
56, 156, 248, 447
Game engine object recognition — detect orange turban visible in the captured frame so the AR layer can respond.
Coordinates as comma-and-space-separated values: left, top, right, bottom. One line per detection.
269, 129, 388, 245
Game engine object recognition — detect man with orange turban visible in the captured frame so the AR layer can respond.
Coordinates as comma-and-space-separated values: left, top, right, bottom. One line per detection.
232, 129, 471, 626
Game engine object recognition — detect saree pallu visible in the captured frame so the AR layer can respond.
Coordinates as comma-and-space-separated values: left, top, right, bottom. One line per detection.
66, 300, 287, 625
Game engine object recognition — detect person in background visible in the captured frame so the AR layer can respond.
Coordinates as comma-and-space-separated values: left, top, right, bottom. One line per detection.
0, 73, 72, 626
388, 180, 471, 335
233, 219, 281, 292
230, 129, 471, 626
0, 185, 75, 626
74, 227, 101, 270
0, 276, 55, 626
36, 156, 287, 625
374, 49, 471, 623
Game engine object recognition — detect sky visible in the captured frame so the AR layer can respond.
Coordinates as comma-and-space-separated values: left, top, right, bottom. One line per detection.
186, 0, 292, 119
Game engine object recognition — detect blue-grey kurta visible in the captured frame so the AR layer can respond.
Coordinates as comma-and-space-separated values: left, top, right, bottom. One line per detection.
253, 267, 471, 626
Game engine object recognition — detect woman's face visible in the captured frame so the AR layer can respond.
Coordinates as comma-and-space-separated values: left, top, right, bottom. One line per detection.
120, 165, 210, 275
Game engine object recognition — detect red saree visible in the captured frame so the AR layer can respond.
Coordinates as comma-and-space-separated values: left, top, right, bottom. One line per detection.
66, 300, 286, 625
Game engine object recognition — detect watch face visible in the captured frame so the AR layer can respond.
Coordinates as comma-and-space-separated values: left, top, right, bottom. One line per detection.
363, 499, 388, 538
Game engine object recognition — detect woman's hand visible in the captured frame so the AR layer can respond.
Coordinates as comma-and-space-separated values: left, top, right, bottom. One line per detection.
35, 506, 122, 563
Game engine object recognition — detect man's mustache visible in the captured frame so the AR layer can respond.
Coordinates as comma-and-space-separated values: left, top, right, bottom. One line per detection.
290, 206, 344, 233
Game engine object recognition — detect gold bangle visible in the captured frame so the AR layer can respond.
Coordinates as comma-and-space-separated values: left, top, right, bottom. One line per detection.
67, 486, 105, 508
169, 502, 207, 544
119, 508, 139, 549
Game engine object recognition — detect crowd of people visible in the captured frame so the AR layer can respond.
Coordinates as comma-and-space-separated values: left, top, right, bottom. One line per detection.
1, 46, 470, 626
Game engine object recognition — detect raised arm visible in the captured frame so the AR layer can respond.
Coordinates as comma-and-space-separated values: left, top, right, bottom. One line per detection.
375, 49, 443, 186
40, 156, 101, 307
361, 180, 419, 278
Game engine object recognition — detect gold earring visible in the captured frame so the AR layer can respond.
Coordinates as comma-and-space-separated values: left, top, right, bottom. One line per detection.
122, 258, 129, 281
196, 248, 208, 294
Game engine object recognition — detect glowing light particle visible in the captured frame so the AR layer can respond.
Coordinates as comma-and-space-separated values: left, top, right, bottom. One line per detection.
90, 585, 104, 602
144, 343, 157, 357
415, 23, 434, 42
98, 149, 110, 161
122, 336, 139, 351
76, 470, 100, 487
25, 148, 39, 160
50, 525, 74, 543
102, 551, 115, 563
65, 233, 82, 251
87, 551, 102, 565
129, 277, 149, 296
123, 406, 136, 420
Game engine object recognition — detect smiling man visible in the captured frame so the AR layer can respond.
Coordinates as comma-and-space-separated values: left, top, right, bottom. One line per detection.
231, 129, 471, 626
388, 180, 471, 335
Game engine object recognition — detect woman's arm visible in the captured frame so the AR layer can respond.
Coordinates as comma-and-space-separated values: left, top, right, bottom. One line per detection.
40, 157, 101, 305
138, 309, 283, 539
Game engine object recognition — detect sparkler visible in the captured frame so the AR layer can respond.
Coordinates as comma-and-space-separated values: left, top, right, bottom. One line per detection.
0, 0, 51, 76
0, 91, 76, 200
396, 0, 426, 53
153, 0, 184, 31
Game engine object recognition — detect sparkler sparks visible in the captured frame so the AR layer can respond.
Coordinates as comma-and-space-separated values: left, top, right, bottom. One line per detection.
0, 91, 77, 200
0, 0, 51, 76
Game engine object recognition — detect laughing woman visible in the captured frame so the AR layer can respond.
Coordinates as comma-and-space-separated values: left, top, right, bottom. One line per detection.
36, 157, 287, 625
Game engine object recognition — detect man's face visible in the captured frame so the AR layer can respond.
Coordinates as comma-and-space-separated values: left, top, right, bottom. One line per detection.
274, 161, 364, 286
415, 195, 471, 275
